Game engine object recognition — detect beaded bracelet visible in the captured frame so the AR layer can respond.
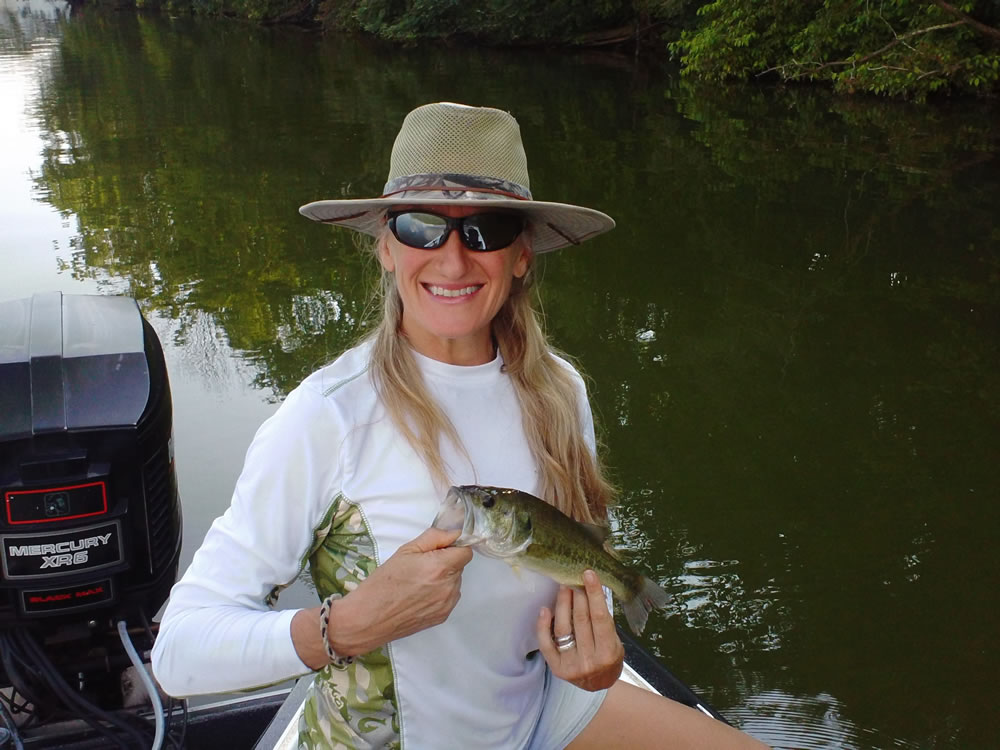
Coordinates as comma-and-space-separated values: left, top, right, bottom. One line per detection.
319, 592, 354, 668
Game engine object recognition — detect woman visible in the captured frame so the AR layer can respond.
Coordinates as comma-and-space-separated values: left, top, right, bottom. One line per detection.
152, 102, 766, 749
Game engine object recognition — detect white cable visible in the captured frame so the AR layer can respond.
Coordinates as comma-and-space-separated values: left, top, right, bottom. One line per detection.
117, 619, 165, 750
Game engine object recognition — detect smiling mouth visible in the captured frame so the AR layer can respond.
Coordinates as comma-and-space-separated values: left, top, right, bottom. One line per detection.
425, 284, 483, 298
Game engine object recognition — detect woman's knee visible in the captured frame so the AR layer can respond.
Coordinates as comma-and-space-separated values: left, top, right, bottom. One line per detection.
567, 680, 769, 749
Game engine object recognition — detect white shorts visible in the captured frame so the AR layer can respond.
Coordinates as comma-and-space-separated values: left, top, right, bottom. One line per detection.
524, 668, 608, 750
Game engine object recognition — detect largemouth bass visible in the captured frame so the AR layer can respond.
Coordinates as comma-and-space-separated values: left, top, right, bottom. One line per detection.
433, 485, 672, 636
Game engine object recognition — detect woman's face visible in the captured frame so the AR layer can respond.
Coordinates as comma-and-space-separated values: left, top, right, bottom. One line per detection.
378, 204, 530, 365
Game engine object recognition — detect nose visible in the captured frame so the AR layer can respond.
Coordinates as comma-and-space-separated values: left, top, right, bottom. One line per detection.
434, 228, 472, 278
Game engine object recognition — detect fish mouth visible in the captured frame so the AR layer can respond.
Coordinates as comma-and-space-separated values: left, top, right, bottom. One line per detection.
432, 487, 482, 546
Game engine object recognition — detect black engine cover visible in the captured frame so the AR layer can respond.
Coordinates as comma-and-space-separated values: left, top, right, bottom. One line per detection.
0, 292, 181, 626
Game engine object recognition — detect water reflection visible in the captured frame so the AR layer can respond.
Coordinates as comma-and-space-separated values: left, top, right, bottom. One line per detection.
0, 0, 103, 299
3, 6, 999, 748
675, 558, 787, 656
0, 0, 67, 54
731, 687, 922, 750
614, 508, 791, 662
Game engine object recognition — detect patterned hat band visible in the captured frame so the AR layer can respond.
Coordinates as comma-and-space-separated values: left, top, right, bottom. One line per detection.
381, 173, 533, 202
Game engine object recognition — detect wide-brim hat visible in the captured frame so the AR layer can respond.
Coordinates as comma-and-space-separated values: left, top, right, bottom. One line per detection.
299, 102, 615, 254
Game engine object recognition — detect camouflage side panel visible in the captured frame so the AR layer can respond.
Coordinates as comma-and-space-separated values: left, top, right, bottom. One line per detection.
298, 496, 401, 750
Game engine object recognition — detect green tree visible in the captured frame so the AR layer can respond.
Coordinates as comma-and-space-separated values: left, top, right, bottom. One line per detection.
670, 0, 1000, 99
319, 0, 633, 43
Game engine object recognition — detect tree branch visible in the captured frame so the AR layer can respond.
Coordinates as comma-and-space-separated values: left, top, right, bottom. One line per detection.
759, 20, 965, 78
930, 0, 1000, 43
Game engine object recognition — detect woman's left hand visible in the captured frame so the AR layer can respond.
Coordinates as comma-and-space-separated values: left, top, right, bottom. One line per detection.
536, 569, 624, 692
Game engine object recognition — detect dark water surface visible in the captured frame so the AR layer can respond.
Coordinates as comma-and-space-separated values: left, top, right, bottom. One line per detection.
2, 2, 999, 747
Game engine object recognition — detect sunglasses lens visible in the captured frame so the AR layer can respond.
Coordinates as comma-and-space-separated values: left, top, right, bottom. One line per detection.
389, 211, 524, 252
462, 213, 524, 252
391, 212, 449, 249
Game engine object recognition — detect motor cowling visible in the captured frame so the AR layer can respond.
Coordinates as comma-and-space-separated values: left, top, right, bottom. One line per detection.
0, 292, 181, 629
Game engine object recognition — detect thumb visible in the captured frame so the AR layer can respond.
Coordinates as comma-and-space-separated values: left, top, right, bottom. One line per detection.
403, 526, 463, 553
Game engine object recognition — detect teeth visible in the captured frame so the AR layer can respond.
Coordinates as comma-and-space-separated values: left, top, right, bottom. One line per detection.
428, 285, 480, 298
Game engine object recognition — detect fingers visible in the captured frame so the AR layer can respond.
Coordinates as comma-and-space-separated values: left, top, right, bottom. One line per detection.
571, 585, 595, 653
566, 571, 610, 653
405, 526, 463, 552
538, 582, 588, 668
553, 585, 574, 640
582, 569, 616, 637
538, 571, 625, 692
536, 606, 557, 662
403, 527, 474, 569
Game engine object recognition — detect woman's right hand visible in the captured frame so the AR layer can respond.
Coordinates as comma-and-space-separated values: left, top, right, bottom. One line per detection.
323, 526, 473, 657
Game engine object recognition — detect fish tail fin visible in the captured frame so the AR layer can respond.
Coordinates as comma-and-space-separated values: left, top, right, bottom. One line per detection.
622, 576, 672, 636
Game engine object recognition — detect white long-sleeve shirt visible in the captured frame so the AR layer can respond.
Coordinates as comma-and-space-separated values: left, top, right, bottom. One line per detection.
151, 341, 598, 749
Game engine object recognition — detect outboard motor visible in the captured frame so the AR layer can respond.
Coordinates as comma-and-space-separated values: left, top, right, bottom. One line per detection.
0, 292, 182, 743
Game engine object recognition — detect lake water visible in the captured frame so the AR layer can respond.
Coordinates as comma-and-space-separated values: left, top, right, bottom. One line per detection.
2, 1, 998, 747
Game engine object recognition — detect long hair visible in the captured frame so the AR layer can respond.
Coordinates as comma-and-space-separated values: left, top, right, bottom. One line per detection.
363, 231, 615, 525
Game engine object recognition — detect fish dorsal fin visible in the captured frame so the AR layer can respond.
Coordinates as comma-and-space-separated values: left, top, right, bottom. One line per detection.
578, 521, 611, 545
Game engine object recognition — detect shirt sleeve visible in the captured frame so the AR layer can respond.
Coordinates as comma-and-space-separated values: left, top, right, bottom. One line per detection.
151, 382, 344, 697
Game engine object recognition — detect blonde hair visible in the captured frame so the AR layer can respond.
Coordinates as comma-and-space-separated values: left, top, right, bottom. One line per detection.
363, 231, 614, 525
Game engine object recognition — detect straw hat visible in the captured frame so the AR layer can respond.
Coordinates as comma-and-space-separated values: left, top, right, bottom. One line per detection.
298, 102, 614, 254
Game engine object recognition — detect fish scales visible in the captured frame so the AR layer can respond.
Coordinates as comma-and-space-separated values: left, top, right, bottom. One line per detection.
519, 500, 638, 598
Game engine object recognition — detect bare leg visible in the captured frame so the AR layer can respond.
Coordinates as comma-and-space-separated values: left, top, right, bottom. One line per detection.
567, 680, 769, 749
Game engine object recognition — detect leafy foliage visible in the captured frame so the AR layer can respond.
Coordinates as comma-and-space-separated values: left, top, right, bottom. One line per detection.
321, 0, 632, 43
670, 0, 1000, 99
84, 0, 1000, 97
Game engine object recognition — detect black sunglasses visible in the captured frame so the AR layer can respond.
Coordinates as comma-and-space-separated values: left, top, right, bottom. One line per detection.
387, 210, 525, 252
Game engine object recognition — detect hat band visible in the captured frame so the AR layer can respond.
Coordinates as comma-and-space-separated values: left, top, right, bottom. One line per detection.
382, 172, 532, 201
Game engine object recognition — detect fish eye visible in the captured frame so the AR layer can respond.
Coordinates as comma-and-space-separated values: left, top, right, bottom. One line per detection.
482, 496, 495, 508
